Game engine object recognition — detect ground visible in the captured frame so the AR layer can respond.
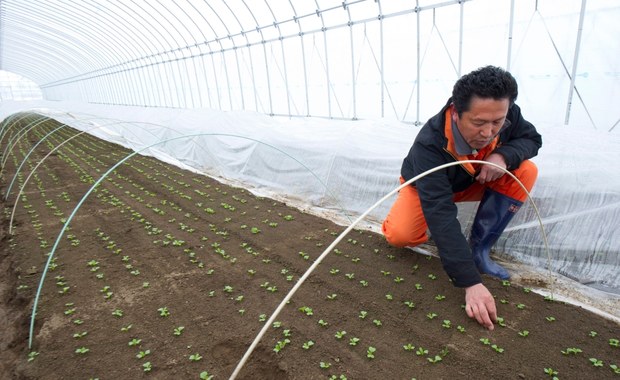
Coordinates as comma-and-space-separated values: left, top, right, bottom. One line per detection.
0, 114, 618, 380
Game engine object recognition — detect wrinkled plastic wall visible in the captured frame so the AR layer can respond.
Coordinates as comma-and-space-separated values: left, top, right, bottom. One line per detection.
1, 100, 619, 296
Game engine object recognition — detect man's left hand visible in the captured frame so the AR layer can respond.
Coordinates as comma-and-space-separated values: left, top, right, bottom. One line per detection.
475, 153, 507, 184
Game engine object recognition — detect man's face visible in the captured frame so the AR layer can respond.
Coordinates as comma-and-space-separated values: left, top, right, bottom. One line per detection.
453, 96, 510, 150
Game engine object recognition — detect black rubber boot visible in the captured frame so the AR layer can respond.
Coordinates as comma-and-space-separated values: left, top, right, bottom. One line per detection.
469, 189, 523, 280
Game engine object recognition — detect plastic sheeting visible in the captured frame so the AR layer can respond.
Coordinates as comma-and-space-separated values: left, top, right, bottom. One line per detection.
1, 100, 619, 304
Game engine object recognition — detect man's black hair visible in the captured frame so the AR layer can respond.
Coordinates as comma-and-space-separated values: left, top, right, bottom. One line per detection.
451, 65, 518, 116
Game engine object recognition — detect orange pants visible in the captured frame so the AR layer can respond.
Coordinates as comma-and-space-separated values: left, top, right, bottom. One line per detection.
382, 160, 538, 248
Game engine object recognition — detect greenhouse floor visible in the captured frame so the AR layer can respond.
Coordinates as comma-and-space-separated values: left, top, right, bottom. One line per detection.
1, 124, 619, 379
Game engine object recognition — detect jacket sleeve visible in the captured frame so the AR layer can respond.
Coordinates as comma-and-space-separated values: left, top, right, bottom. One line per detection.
493, 104, 542, 170
411, 141, 482, 288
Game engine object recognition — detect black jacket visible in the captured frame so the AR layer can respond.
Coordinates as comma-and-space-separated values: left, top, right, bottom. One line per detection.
401, 99, 542, 287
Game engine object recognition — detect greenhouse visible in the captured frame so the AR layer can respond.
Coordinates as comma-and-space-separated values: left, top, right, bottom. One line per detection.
0, 1, 618, 379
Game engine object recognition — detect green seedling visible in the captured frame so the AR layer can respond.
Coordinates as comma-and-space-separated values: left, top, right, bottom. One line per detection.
273, 339, 290, 353
200, 371, 214, 380
335, 331, 347, 339
403, 343, 415, 351
75, 347, 90, 354
158, 306, 170, 317
427, 355, 442, 364
366, 346, 376, 359
28, 351, 39, 362
302, 340, 314, 350
349, 337, 360, 346
143, 362, 152, 372
561, 347, 582, 355
518, 330, 529, 337
589, 358, 603, 367
137, 350, 151, 359
173, 326, 185, 336
189, 353, 203, 362
319, 362, 331, 369
128, 338, 142, 346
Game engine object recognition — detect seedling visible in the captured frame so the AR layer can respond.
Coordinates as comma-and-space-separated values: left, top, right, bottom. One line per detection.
373, 319, 382, 327
189, 353, 203, 362
73, 331, 88, 339
318, 319, 328, 327
442, 320, 451, 329
335, 331, 347, 339
403, 343, 415, 351
366, 346, 376, 359
427, 355, 442, 364
158, 307, 170, 317
545, 316, 556, 322
349, 337, 360, 346
319, 362, 331, 369
609, 338, 619, 347
128, 338, 142, 346
143, 362, 152, 373
299, 306, 314, 316
543, 367, 558, 378
112, 309, 124, 318
415, 347, 428, 356
457, 325, 466, 333
200, 371, 214, 380
426, 312, 438, 320
491, 344, 504, 353
404, 301, 415, 310
75, 347, 90, 354
136, 350, 151, 359
561, 347, 582, 355
518, 330, 529, 337
435, 294, 446, 301
302, 340, 314, 350
173, 326, 185, 336
589, 358, 603, 367
589, 330, 598, 337
28, 351, 39, 362
273, 339, 290, 353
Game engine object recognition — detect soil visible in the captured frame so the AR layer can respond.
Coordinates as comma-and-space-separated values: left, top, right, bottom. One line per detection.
0, 114, 619, 380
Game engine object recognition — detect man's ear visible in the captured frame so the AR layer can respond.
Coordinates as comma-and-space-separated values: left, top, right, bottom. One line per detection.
450, 103, 458, 122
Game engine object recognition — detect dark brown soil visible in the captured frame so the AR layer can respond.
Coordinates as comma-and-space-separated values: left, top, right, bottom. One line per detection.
1, 114, 618, 380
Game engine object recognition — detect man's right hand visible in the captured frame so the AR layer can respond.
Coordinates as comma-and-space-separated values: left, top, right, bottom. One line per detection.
464, 283, 497, 330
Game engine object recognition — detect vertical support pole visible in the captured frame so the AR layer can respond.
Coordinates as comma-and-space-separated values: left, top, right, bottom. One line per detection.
565, 0, 587, 125
378, 0, 385, 118
347, 11, 357, 119
507, 0, 516, 70
415, 1, 421, 125
457, 1, 464, 77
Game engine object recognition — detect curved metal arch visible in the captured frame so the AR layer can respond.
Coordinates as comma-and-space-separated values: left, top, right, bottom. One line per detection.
129, 0, 183, 52
3, 8, 109, 79
21, 1, 127, 68
99, 0, 166, 54
53, 0, 144, 64
3, 34, 92, 89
